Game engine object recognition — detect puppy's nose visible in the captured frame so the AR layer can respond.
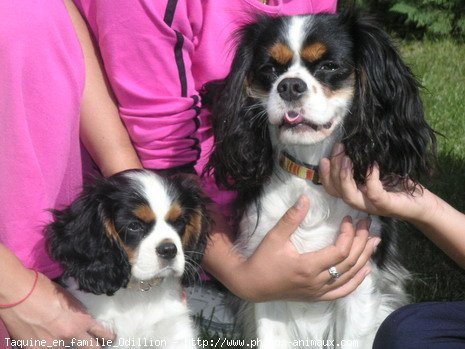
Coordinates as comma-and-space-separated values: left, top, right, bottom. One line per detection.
156, 242, 177, 260
277, 78, 307, 101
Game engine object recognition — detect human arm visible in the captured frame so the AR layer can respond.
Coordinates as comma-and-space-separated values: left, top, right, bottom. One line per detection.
202, 196, 380, 302
0, 244, 114, 345
65, 0, 142, 177
73, 0, 203, 170
71, 0, 378, 302
0, 0, 139, 341
319, 143, 465, 269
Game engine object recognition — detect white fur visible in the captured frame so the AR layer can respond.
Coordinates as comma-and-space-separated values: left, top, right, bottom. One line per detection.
267, 17, 351, 146
237, 16, 409, 349
69, 279, 195, 349
236, 140, 408, 348
67, 173, 196, 348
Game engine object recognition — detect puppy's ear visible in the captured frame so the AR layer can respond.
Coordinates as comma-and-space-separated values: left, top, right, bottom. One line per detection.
342, 12, 436, 189
46, 179, 131, 296
204, 20, 273, 196
170, 175, 211, 286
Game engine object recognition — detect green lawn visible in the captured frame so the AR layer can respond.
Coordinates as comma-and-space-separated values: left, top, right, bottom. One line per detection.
399, 39, 465, 302
408, 39, 465, 208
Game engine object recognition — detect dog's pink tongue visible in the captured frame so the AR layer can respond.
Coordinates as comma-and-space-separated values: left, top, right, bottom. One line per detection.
284, 111, 304, 124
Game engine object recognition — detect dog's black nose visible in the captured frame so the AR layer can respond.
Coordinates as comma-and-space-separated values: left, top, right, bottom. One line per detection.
156, 242, 177, 260
277, 78, 307, 101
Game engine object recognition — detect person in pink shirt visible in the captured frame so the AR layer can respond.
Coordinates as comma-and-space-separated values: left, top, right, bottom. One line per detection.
73, 0, 379, 312
0, 0, 141, 344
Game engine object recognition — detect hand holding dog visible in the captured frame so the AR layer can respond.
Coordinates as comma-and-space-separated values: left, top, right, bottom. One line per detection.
319, 143, 465, 269
0, 246, 115, 347
210, 196, 379, 303
319, 143, 436, 222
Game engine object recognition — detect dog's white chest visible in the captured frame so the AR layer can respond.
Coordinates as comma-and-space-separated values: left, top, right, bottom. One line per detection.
235, 174, 405, 349
68, 279, 196, 349
237, 175, 369, 256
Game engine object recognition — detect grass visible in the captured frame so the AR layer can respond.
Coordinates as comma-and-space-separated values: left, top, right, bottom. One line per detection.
397, 39, 465, 302
401, 41, 465, 212
198, 39, 465, 346
402, 40, 465, 163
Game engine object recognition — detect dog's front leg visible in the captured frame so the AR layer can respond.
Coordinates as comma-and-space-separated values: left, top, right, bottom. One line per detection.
255, 301, 291, 349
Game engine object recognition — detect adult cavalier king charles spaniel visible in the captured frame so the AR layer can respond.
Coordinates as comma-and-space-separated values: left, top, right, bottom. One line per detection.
46, 170, 209, 348
205, 9, 436, 349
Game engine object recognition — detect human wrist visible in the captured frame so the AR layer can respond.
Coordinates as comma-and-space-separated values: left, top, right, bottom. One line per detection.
223, 259, 273, 303
223, 260, 254, 301
204, 252, 257, 301
0, 270, 38, 309
0, 266, 38, 307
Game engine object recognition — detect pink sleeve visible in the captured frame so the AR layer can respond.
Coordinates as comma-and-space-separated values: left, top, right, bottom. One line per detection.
313, 0, 338, 14
75, 0, 203, 170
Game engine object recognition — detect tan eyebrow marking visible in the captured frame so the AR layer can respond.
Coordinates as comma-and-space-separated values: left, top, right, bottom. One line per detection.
269, 42, 294, 65
133, 205, 156, 223
301, 42, 327, 62
182, 209, 203, 248
104, 219, 136, 262
165, 202, 183, 222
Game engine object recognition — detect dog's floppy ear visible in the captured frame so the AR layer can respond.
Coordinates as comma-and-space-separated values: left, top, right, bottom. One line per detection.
169, 175, 211, 286
342, 12, 436, 189
46, 179, 131, 296
204, 20, 273, 195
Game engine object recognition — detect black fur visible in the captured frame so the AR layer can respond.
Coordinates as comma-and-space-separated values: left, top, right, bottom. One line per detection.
343, 13, 436, 188
46, 175, 134, 296
203, 17, 279, 196
169, 174, 211, 285
204, 11, 436, 207
47, 170, 210, 295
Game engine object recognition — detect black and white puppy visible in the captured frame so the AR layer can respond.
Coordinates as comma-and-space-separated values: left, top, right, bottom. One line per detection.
205, 11, 436, 349
47, 170, 209, 348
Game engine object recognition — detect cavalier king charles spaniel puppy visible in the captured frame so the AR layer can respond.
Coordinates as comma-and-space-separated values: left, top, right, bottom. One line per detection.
205, 10, 436, 349
46, 170, 209, 348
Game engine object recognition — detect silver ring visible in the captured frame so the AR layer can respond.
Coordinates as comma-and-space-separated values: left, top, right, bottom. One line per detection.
328, 266, 341, 279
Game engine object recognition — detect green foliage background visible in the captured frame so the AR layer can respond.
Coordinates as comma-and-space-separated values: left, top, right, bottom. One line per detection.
357, 0, 465, 39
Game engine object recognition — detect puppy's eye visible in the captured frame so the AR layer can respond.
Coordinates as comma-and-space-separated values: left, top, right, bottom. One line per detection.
259, 64, 276, 75
320, 62, 340, 71
127, 221, 144, 232
170, 217, 187, 231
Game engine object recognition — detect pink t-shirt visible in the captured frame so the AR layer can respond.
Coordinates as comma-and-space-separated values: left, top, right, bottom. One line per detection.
74, 0, 337, 213
0, 0, 86, 278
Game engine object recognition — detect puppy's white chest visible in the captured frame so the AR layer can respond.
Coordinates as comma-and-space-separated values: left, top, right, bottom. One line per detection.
69, 280, 195, 348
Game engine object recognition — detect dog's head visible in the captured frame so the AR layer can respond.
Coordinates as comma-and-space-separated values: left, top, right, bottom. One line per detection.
205, 11, 435, 196
46, 170, 210, 296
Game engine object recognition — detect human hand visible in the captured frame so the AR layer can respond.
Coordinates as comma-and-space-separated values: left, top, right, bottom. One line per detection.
319, 143, 434, 221
233, 196, 379, 302
0, 271, 114, 347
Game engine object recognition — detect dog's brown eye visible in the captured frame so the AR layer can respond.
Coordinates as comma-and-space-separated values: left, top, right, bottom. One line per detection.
259, 64, 276, 74
320, 62, 339, 71
170, 216, 187, 231
127, 221, 144, 232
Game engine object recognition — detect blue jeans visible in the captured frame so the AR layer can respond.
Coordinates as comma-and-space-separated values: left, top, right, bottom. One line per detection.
373, 301, 465, 349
